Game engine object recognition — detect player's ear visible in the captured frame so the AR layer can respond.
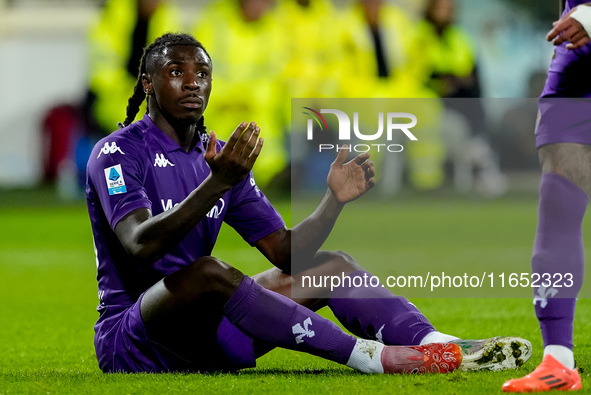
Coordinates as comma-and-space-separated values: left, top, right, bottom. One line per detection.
142, 74, 153, 95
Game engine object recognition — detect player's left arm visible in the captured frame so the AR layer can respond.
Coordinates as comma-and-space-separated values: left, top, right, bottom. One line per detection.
255, 148, 375, 272
547, 3, 591, 50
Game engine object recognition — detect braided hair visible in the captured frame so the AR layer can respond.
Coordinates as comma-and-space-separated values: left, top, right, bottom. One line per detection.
118, 32, 210, 131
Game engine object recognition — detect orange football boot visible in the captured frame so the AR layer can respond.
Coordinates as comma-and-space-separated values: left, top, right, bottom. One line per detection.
502, 354, 582, 392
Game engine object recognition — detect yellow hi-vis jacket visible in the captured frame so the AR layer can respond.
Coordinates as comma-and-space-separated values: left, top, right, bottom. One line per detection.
87, 0, 182, 133
192, 1, 285, 187
408, 20, 477, 97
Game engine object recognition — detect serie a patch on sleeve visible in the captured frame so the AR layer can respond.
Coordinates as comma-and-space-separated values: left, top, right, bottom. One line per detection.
104, 164, 127, 195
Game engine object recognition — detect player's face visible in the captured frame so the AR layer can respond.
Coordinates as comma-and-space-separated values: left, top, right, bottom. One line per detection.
147, 45, 212, 124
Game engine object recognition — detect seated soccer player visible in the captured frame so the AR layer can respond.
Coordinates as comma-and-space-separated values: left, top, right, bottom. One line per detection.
86, 32, 532, 374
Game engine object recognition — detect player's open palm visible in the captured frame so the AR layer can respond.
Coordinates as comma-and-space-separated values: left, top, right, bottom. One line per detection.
327, 148, 375, 204
205, 122, 263, 188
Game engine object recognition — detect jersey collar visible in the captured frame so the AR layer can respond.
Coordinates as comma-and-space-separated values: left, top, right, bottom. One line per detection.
142, 114, 206, 153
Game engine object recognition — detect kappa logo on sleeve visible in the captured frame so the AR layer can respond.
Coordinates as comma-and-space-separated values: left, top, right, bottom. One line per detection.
104, 164, 127, 195
97, 142, 125, 158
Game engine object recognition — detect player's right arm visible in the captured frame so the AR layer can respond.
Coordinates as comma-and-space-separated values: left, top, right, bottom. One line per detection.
114, 122, 262, 264
547, 2, 591, 49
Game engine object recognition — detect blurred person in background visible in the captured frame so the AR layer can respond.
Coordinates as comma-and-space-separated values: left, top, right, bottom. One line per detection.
274, 0, 346, 100
87, 0, 182, 136
340, 0, 446, 193
341, 0, 427, 99
42, 0, 181, 198
409, 0, 508, 197
192, 0, 285, 188
410, 0, 479, 98
271, 0, 349, 191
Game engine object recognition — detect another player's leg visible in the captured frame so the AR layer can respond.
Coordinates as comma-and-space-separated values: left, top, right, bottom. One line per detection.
256, 251, 532, 372
503, 143, 590, 392
140, 256, 462, 374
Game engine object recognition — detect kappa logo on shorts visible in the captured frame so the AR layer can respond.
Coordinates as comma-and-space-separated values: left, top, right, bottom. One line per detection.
97, 142, 125, 158
104, 164, 127, 195
292, 317, 315, 344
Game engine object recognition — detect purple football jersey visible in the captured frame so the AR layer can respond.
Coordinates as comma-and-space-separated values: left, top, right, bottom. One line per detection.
541, 0, 591, 98
86, 115, 285, 319
537, 1, 591, 147
568, 0, 589, 9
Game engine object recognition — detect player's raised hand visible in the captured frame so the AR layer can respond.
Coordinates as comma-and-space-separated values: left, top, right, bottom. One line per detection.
547, 5, 591, 50
204, 121, 263, 188
327, 147, 375, 204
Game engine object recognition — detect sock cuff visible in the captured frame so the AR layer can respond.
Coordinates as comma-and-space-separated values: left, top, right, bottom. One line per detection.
419, 330, 459, 345
346, 338, 385, 374
222, 275, 261, 324
541, 173, 589, 204
538, 173, 589, 232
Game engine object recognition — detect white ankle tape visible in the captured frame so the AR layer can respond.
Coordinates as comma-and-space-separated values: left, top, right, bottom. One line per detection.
571, 5, 591, 36
346, 339, 385, 374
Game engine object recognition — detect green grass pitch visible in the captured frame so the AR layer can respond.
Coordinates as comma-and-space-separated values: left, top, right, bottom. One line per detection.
1, 190, 591, 394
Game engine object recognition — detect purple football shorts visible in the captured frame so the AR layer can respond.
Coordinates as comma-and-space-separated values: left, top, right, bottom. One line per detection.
536, 43, 591, 148
94, 292, 256, 373
536, 97, 591, 148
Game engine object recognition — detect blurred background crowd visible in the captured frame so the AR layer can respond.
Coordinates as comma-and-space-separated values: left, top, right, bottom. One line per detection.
0, 0, 558, 198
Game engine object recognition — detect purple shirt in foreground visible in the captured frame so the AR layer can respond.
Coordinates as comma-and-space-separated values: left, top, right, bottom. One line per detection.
536, 0, 591, 147
541, 0, 591, 98
86, 114, 285, 319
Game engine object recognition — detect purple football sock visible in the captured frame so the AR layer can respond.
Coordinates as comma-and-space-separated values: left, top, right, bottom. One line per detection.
532, 173, 588, 349
328, 270, 435, 346
223, 276, 356, 364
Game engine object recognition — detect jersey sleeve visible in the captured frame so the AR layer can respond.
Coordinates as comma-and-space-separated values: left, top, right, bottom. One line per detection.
224, 173, 286, 245
87, 137, 152, 231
